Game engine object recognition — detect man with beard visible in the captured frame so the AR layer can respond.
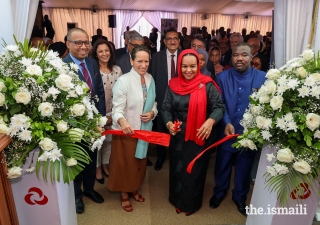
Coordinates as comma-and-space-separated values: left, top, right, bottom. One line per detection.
209, 43, 266, 216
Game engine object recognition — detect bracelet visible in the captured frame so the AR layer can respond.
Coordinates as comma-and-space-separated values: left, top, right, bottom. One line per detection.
166, 121, 172, 129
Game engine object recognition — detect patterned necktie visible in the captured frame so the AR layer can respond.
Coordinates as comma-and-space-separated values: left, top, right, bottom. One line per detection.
80, 62, 93, 94
171, 55, 176, 78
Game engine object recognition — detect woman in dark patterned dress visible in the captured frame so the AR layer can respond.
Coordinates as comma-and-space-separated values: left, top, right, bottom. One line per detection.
161, 49, 224, 216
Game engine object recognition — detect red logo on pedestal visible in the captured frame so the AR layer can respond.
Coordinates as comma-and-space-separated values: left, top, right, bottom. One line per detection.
24, 187, 48, 205
290, 182, 311, 200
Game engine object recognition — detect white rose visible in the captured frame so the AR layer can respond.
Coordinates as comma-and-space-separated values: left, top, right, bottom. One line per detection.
66, 158, 77, 167
69, 128, 84, 142
270, 95, 283, 110
39, 137, 57, 151
255, 116, 272, 130
306, 113, 320, 131
55, 74, 74, 91
277, 148, 294, 163
266, 166, 277, 176
302, 49, 314, 61
71, 104, 86, 116
259, 94, 270, 104
239, 139, 257, 150
309, 73, 320, 82
0, 124, 9, 135
14, 91, 31, 105
0, 93, 5, 106
98, 116, 108, 127
75, 85, 83, 95
26, 64, 42, 76
56, 121, 68, 133
293, 160, 311, 174
296, 67, 308, 78
266, 153, 275, 162
7, 166, 23, 179
264, 80, 277, 95
250, 105, 262, 115
266, 69, 281, 80
314, 130, 320, 139
0, 81, 5, 92
38, 102, 54, 117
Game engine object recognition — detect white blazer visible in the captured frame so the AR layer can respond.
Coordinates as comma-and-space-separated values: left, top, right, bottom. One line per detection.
112, 68, 158, 130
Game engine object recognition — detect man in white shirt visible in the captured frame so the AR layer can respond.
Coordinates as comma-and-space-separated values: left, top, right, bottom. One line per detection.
149, 29, 181, 171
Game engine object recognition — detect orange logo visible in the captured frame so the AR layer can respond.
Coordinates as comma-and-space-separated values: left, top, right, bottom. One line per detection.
24, 187, 48, 205
290, 182, 311, 200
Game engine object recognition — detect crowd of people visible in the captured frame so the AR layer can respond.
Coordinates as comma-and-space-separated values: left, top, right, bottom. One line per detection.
31, 19, 271, 217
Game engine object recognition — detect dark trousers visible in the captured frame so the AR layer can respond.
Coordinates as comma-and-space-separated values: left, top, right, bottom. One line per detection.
213, 148, 255, 202
74, 146, 97, 201
154, 115, 167, 159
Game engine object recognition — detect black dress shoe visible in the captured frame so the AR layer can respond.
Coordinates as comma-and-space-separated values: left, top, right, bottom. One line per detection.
154, 158, 165, 171
75, 199, 84, 214
84, 190, 104, 203
147, 158, 153, 166
209, 196, 223, 208
96, 177, 104, 184
232, 198, 247, 216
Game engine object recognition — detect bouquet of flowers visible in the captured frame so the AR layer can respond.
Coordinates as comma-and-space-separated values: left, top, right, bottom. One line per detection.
0, 39, 107, 183
233, 47, 320, 205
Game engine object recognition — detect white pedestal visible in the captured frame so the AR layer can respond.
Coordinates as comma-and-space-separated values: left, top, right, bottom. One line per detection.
10, 149, 78, 225
247, 144, 320, 225
315, 201, 320, 221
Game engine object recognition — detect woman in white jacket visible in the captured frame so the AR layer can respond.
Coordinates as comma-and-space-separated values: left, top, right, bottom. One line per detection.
107, 45, 157, 212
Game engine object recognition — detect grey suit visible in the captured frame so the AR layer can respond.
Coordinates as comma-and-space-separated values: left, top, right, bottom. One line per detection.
116, 53, 131, 74
63, 54, 106, 201
149, 49, 182, 158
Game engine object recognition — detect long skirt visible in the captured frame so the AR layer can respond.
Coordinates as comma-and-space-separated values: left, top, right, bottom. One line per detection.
107, 135, 147, 192
169, 140, 211, 213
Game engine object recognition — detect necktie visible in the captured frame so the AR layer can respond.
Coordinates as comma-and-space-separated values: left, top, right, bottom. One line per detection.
80, 62, 94, 95
171, 55, 176, 78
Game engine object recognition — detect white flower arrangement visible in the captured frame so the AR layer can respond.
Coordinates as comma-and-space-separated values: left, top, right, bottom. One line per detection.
0, 38, 105, 183
233, 47, 320, 205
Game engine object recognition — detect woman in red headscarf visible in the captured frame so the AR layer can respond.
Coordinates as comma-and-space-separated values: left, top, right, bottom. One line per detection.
161, 49, 224, 215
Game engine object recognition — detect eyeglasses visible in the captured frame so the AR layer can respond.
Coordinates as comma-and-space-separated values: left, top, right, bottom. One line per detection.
68, 40, 90, 47
165, 37, 179, 42
129, 43, 144, 48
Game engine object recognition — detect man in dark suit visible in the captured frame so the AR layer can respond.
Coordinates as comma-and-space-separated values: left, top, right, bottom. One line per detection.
150, 29, 181, 171
247, 37, 268, 70
116, 32, 144, 74
91, 28, 108, 45
64, 28, 106, 214
219, 42, 231, 67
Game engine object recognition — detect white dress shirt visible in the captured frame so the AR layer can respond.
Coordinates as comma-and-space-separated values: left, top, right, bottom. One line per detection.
166, 49, 178, 83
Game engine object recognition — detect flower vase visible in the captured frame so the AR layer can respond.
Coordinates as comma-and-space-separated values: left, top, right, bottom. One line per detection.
10, 148, 77, 225
246, 144, 320, 225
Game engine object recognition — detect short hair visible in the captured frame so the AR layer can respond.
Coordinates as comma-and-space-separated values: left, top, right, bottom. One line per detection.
131, 45, 150, 60
219, 41, 229, 47
230, 33, 244, 42
129, 33, 143, 43
192, 37, 206, 47
210, 46, 221, 54
67, 28, 88, 41
92, 39, 116, 69
97, 28, 102, 32
48, 42, 67, 58
233, 42, 252, 54
125, 30, 138, 40
165, 29, 178, 38
210, 39, 219, 45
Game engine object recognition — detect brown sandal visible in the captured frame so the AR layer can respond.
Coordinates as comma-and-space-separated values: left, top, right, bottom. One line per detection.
121, 195, 133, 212
130, 191, 145, 202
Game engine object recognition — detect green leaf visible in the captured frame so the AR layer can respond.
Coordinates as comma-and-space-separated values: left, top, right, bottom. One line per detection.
9, 104, 21, 115
313, 142, 320, 149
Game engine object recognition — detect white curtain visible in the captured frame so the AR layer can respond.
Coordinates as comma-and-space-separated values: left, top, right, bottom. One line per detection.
274, 0, 314, 68
143, 11, 176, 31
0, 0, 15, 49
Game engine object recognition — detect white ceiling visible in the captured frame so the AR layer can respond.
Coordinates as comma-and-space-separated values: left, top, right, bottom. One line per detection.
42, 0, 274, 16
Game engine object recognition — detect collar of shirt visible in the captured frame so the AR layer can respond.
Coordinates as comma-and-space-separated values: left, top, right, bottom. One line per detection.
166, 49, 178, 58
69, 54, 87, 68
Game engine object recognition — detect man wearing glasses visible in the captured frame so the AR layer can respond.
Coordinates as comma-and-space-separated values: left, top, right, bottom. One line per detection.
149, 29, 181, 171
63, 28, 106, 214
116, 32, 144, 74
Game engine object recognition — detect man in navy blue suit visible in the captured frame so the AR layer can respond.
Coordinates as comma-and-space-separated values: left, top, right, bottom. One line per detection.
63, 28, 106, 214
210, 42, 266, 216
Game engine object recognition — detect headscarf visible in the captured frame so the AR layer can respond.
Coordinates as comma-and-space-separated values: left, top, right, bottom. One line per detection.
196, 48, 211, 76
169, 49, 219, 146
209, 47, 224, 74
252, 54, 268, 72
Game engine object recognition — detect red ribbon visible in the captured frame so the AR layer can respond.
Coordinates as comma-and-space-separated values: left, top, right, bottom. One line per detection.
102, 130, 170, 147
186, 134, 239, 174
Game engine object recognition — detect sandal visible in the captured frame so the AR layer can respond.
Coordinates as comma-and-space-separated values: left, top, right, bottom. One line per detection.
130, 191, 145, 202
121, 195, 133, 212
